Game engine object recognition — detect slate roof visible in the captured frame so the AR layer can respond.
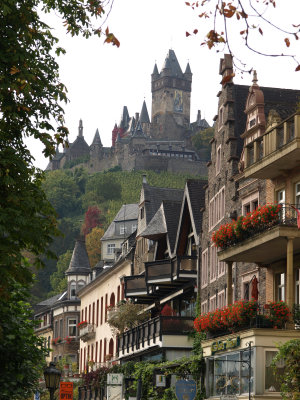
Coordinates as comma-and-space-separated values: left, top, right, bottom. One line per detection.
140, 200, 182, 253
91, 128, 102, 146
186, 179, 207, 235
233, 84, 300, 157
143, 184, 184, 225
184, 62, 192, 74
161, 49, 183, 78
140, 100, 150, 124
101, 204, 139, 240
33, 293, 62, 314
66, 238, 91, 275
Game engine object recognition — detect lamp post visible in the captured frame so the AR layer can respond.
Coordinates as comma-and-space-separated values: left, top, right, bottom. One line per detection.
44, 362, 61, 400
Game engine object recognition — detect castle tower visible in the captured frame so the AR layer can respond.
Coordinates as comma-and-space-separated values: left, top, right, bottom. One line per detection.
139, 100, 151, 136
151, 50, 192, 141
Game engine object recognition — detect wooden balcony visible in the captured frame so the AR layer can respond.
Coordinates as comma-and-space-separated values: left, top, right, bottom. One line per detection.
244, 114, 300, 179
124, 275, 157, 304
118, 316, 194, 359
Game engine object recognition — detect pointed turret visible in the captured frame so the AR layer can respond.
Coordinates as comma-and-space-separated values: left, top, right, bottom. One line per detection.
92, 128, 102, 146
133, 121, 145, 137
120, 106, 130, 131
78, 119, 83, 137
139, 100, 150, 124
112, 123, 119, 147
184, 62, 192, 82
66, 238, 91, 276
152, 63, 159, 75
161, 49, 183, 78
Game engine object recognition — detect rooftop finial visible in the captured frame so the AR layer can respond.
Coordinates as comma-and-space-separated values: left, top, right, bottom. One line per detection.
252, 70, 258, 85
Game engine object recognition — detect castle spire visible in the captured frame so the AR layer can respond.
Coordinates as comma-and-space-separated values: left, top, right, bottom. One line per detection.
140, 100, 150, 124
152, 63, 159, 75
92, 128, 102, 146
78, 119, 83, 137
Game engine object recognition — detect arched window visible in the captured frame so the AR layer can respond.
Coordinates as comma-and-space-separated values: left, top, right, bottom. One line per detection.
110, 293, 115, 308
109, 338, 114, 358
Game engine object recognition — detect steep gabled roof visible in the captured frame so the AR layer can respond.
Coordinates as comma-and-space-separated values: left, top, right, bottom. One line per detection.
101, 204, 139, 241
66, 238, 91, 275
142, 184, 184, 225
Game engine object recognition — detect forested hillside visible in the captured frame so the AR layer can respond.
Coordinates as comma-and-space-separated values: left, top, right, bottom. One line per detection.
32, 167, 205, 303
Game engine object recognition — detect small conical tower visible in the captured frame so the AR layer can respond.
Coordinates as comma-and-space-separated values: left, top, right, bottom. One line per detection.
112, 123, 119, 147
90, 128, 103, 160
184, 62, 192, 82
139, 100, 151, 136
65, 238, 91, 300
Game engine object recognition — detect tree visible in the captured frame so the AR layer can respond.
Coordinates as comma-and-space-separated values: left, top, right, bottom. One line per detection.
49, 249, 73, 295
185, 0, 300, 73
85, 226, 105, 267
107, 301, 149, 334
271, 339, 300, 399
0, 280, 48, 399
82, 205, 103, 236
192, 126, 214, 149
0, 0, 118, 292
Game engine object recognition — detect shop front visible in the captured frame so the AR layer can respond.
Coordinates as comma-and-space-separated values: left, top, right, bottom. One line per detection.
202, 328, 299, 399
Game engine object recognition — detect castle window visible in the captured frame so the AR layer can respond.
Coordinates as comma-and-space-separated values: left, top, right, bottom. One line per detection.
218, 106, 224, 129
140, 207, 144, 219
70, 281, 76, 299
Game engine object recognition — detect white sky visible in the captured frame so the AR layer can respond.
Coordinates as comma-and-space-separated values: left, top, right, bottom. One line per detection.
27, 0, 300, 169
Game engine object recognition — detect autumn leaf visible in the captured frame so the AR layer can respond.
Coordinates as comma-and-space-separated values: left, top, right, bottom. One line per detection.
296, 65, 300, 72
259, 27, 263, 35
186, 31, 191, 37
221, 72, 235, 84
10, 66, 20, 75
193, 29, 198, 34
284, 38, 290, 47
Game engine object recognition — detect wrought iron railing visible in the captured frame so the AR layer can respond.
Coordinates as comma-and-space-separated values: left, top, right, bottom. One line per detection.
118, 316, 194, 354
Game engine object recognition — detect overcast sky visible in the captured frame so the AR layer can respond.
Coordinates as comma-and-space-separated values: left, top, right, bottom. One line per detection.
27, 0, 300, 169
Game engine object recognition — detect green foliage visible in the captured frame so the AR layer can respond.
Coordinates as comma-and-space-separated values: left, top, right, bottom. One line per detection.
63, 155, 90, 169
107, 301, 149, 334
49, 249, 73, 295
0, 280, 48, 399
271, 339, 300, 399
43, 170, 82, 217
192, 127, 214, 154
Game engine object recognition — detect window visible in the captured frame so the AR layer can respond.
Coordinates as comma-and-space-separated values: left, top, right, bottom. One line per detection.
59, 319, 63, 338
120, 226, 127, 234
96, 300, 99, 327
68, 318, 77, 337
92, 302, 95, 325
107, 244, 115, 254
210, 246, 217, 282
216, 145, 221, 175
140, 207, 144, 220
218, 290, 226, 309
265, 351, 284, 392
70, 281, 76, 299
295, 183, 300, 207
201, 301, 208, 314
242, 192, 259, 216
132, 224, 137, 233
201, 249, 208, 288
209, 187, 225, 230
209, 295, 217, 312
276, 273, 285, 301
277, 189, 285, 205
218, 260, 226, 277
218, 106, 224, 129
208, 349, 254, 397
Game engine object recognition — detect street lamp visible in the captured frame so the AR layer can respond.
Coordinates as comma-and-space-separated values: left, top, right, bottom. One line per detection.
44, 362, 61, 400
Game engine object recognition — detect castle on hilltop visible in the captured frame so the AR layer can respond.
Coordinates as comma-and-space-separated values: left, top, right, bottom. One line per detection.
47, 50, 210, 175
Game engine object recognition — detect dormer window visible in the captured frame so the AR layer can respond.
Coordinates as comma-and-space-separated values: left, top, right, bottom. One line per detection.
140, 207, 144, 219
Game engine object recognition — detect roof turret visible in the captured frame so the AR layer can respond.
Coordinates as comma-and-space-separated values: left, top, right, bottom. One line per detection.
184, 62, 192, 74
92, 128, 102, 146
66, 238, 91, 275
78, 119, 83, 137
139, 100, 150, 124
161, 49, 183, 78
120, 106, 130, 130
152, 63, 159, 75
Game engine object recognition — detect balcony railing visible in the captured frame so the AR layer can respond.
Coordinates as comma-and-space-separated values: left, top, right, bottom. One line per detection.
244, 114, 300, 179
125, 275, 147, 296
214, 204, 299, 251
118, 316, 194, 354
145, 256, 197, 284
79, 324, 95, 342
